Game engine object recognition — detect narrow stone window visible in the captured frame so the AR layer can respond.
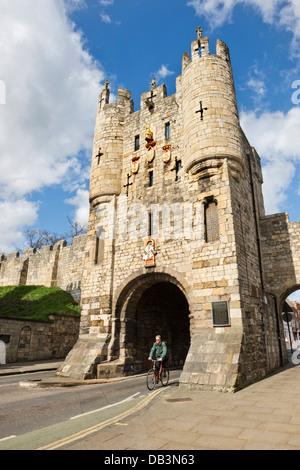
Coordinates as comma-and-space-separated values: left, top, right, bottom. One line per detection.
165, 122, 170, 140
204, 198, 219, 242
175, 159, 182, 181
134, 135, 140, 151
149, 170, 153, 187
95, 236, 104, 264
148, 212, 153, 236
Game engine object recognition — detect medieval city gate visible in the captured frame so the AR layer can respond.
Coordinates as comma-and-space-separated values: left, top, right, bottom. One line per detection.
110, 272, 192, 373
3, 29, 300, 390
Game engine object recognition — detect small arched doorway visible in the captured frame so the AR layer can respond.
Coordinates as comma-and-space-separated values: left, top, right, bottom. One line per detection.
17, 326, 32, 361
113, 272, 191, 372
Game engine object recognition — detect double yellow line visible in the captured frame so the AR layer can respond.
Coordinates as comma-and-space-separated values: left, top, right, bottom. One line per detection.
37, 386, 168, 450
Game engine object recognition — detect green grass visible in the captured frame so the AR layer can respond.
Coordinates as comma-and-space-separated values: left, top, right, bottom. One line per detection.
0, 285, 81, 322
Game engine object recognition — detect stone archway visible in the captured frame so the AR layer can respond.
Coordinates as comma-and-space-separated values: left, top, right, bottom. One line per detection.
279, 285, 300, 351
279, 284, 300, 314
135, 282, 190, 368
110, 271, 192, 373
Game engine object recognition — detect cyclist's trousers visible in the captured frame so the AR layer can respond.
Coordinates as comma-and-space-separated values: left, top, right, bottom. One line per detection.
155, 358, 167, 370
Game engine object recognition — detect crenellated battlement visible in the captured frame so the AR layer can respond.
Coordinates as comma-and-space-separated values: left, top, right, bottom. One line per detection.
0, 235, 87, 302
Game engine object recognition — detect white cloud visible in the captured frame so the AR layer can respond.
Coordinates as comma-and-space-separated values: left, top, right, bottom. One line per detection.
187, 0, 300, 50
241, 108, 300, 162
261, 160, 295, 214
0, 200, 39, 253
100, 13, 112, 23
100, 0, 114, 5
65, 188, 89, 228
240, 107, 300, 214
187, 0, 237, 27
156, 65, 175, 81
247, 78, 266, 96
0, 0, 104, 251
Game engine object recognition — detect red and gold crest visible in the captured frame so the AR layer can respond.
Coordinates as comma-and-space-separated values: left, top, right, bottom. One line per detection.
146, 145, 155, 163
131, 156, 140, 174
162, 145, 171, 163
145, 125, 156, 164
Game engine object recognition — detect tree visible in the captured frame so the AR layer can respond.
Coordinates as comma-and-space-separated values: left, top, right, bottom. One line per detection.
17, 217, 87, 253
64, 216, 87, 243
17, 229, 62, 252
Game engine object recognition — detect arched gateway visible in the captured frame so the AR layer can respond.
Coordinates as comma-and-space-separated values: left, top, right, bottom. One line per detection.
108, 271, 192, 374
57, 30, 298, 392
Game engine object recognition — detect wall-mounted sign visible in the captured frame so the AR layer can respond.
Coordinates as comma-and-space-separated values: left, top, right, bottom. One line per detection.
212, 301, 230, 326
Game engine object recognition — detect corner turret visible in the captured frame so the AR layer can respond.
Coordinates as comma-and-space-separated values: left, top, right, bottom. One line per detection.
181, 28, 244, 181
89, 82, 133, 211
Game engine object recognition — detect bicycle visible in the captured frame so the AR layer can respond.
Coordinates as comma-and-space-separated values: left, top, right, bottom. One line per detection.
146, 359, 169, 390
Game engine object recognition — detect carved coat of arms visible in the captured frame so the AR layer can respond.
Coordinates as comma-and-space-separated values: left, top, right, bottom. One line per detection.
162, 145, 171, 163
145, 125, 156, 164
131, 156, 140, 174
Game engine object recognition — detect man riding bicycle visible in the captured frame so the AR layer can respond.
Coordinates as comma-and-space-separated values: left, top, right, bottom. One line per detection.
148, 335, 167, 375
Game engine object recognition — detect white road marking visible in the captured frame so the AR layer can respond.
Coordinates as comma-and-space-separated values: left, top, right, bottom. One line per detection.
70, 392, 141, 420
0, 435, 16, 443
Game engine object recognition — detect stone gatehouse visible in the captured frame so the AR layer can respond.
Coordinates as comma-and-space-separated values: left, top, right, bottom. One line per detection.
1, 29, 300, 391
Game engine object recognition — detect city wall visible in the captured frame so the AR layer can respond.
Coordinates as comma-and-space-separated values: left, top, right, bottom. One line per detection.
0, 234, 87, 302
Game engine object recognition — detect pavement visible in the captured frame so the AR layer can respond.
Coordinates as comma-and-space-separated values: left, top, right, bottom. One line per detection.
0, 359, 64, 377
2, 359, 300, 450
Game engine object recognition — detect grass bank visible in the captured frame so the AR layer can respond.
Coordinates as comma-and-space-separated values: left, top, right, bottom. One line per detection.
0, 285, 81, 322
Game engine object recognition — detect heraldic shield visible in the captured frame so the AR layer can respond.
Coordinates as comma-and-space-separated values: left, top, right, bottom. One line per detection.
131, 156, 140, 174
163, 145, 171, 163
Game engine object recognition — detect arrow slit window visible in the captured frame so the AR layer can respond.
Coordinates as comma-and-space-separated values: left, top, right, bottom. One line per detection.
205, 197, 219, 242
165, 122, 170, 140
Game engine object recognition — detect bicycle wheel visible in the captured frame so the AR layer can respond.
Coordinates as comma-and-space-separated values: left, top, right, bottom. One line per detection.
160, 366, 169, 386
146, 368, 156, 390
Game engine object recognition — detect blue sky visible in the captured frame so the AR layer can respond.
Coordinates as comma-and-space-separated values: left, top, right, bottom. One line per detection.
1, 0, 300, 291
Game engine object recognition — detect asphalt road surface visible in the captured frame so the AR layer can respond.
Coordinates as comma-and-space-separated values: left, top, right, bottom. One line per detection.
0, 369, 181, 450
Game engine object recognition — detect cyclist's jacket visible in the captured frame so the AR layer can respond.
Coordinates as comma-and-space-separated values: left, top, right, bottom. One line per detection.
149, 341, 167, 360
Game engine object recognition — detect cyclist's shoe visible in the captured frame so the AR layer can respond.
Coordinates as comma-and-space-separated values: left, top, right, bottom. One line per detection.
162, 368, 167, 377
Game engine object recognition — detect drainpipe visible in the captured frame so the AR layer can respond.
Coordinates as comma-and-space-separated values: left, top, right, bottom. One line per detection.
267, 292, 284, 367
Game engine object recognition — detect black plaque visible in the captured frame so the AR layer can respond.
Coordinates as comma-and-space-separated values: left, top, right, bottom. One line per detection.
212, 301, 230, 326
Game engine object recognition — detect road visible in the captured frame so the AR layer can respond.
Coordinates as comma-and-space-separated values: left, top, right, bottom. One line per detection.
0, 369, 181, 450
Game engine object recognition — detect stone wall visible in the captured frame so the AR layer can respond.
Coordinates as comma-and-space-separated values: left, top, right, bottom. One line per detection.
0, 315, 80, 363
260, 213, 300, 306
0, 235, 87, 302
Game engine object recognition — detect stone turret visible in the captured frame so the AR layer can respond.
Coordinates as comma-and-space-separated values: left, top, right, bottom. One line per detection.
89, 82, 133, 208
182, 28, 244, 182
